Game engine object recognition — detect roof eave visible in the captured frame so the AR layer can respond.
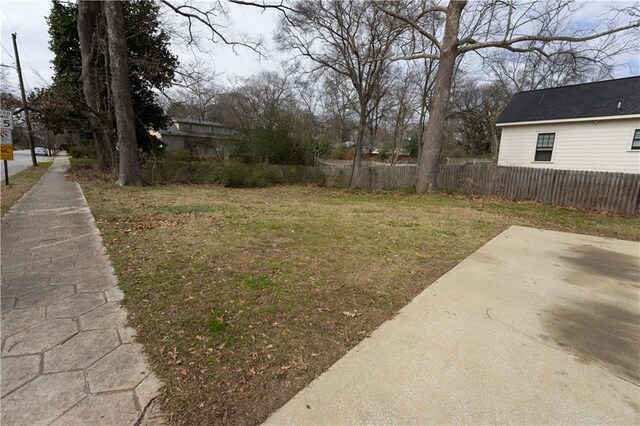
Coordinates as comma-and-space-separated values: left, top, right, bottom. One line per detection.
496, 113, 640, 127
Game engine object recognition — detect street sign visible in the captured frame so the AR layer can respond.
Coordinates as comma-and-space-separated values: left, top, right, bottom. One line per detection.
0, 129, 12, 144
0, 111, 14, 161
0, 109, 13, 130
0, 144, 13, 161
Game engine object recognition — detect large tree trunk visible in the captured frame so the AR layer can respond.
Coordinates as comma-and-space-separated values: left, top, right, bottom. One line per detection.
416, 59, 436, 162
348, 102, 366, 188
77, 0, 111, 171
104, 0, 143, 185
415, 0, 466, 194
490, 111, 500, 160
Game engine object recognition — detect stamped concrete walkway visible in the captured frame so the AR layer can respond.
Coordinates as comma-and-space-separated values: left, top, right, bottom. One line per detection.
266, 226, 640, 424
1, 156, 164, 425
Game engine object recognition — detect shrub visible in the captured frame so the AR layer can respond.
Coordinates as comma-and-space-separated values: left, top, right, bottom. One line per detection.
68, 144, 97, 159
252, 163, 284, 187
378, 145, 391, 161
142, 155, 322, 188
215, 161, 253, 188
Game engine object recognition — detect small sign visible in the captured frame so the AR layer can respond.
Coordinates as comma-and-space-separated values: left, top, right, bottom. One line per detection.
0, 121, 13, 161
0, 129, 12, 145
0, 110, 13, 130
1, 144, 13, 161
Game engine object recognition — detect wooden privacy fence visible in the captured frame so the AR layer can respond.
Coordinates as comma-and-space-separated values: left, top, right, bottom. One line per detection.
321, 163, 640, 215
322, 164, 418, 190
438, 164, 640, 215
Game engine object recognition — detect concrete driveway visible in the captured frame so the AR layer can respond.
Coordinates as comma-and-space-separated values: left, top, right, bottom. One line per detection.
266, 226, 640, 424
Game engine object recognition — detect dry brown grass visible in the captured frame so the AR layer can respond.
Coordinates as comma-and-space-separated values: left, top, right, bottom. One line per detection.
1, 162, 52, 216
79, 181, 639, 425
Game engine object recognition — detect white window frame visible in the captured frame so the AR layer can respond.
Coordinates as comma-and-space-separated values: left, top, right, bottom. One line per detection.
629, 128, 640, 151
532, 131, 557, 162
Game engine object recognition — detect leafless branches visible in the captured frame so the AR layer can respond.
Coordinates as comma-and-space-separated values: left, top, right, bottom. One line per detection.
369, 0, 640, 193
159, 0, 298, 59
276, 0, 413, 182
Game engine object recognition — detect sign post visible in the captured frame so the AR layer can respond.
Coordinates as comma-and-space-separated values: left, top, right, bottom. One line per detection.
1, 109, 14, 185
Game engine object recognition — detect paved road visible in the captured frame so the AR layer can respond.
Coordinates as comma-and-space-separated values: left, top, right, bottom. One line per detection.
266, 226, 640, 424
1, 156, 165, 425
0, 150, 49, 181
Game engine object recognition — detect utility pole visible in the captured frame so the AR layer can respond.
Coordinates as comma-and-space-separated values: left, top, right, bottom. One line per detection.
12, 33, 37, 167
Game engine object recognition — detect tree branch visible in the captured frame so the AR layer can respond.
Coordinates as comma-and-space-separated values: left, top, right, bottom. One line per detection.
459, 20, 640, 52
159, 0, 264, 55
373, 3, 443, 51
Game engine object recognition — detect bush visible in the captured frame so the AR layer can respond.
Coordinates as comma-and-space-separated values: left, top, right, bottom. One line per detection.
252, 163, 284, 187
327, 145, 353, 160
215, 161, 253, 187
143, 155, 307, 188
378, 145, 391, 161
165, 148, 194, 162
212, 162, 284, 188
69, 157, 96, 168
68, 144, 97, 159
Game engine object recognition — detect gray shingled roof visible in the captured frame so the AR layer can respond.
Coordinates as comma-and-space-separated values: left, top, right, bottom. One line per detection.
496, 76, 640, 124
173, 117, 225, 126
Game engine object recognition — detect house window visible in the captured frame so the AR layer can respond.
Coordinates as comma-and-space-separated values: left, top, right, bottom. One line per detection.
632, 129, 640, 150
535, 132, 555, 161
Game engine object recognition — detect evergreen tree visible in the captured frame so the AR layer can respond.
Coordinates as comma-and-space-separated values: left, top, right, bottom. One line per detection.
35, 0, 177, 159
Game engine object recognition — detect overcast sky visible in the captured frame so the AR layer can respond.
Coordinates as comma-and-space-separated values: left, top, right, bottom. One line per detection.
0, 0, 638, 95
0, 0, 282, 93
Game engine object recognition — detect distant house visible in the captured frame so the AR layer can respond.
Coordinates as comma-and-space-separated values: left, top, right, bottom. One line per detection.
151, 118, 242, 158
496, 77, 640, 174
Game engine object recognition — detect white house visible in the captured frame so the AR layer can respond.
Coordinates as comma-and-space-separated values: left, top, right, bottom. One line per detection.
496, 77, 640, 174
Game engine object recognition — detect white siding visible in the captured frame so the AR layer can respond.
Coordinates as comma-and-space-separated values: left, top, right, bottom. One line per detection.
497, 117, 640, 174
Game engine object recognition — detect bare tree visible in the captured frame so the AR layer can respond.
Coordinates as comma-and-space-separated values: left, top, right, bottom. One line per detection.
217, 71, 319, 164
277, 0, 409, 187
163, 61, 222, 121
387, 67, 418, 164
411, 31, 440, 162
485, 44, 615, 94
445, 76, 509, 159
104, 0, 143, 185
320, 71, 358, 147
377, 0, 640, 193
219, 72, 295, 132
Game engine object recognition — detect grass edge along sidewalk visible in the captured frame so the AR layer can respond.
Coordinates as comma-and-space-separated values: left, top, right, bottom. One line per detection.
1, 162, 52, 216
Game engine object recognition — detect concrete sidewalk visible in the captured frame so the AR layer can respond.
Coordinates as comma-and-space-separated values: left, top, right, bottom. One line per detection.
1, 156, 164, 425
266, 226, 640, 425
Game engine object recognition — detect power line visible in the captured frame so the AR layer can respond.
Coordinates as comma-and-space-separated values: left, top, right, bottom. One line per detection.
0, 43, 15, 63
1, 4, 17, 33
1, 4, 34, 92
16, 36, 36, 76
13, 38, 33, 93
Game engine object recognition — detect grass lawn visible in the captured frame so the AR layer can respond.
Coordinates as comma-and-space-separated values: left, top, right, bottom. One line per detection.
1, 162, 53, 216
79, 180, 639, 425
